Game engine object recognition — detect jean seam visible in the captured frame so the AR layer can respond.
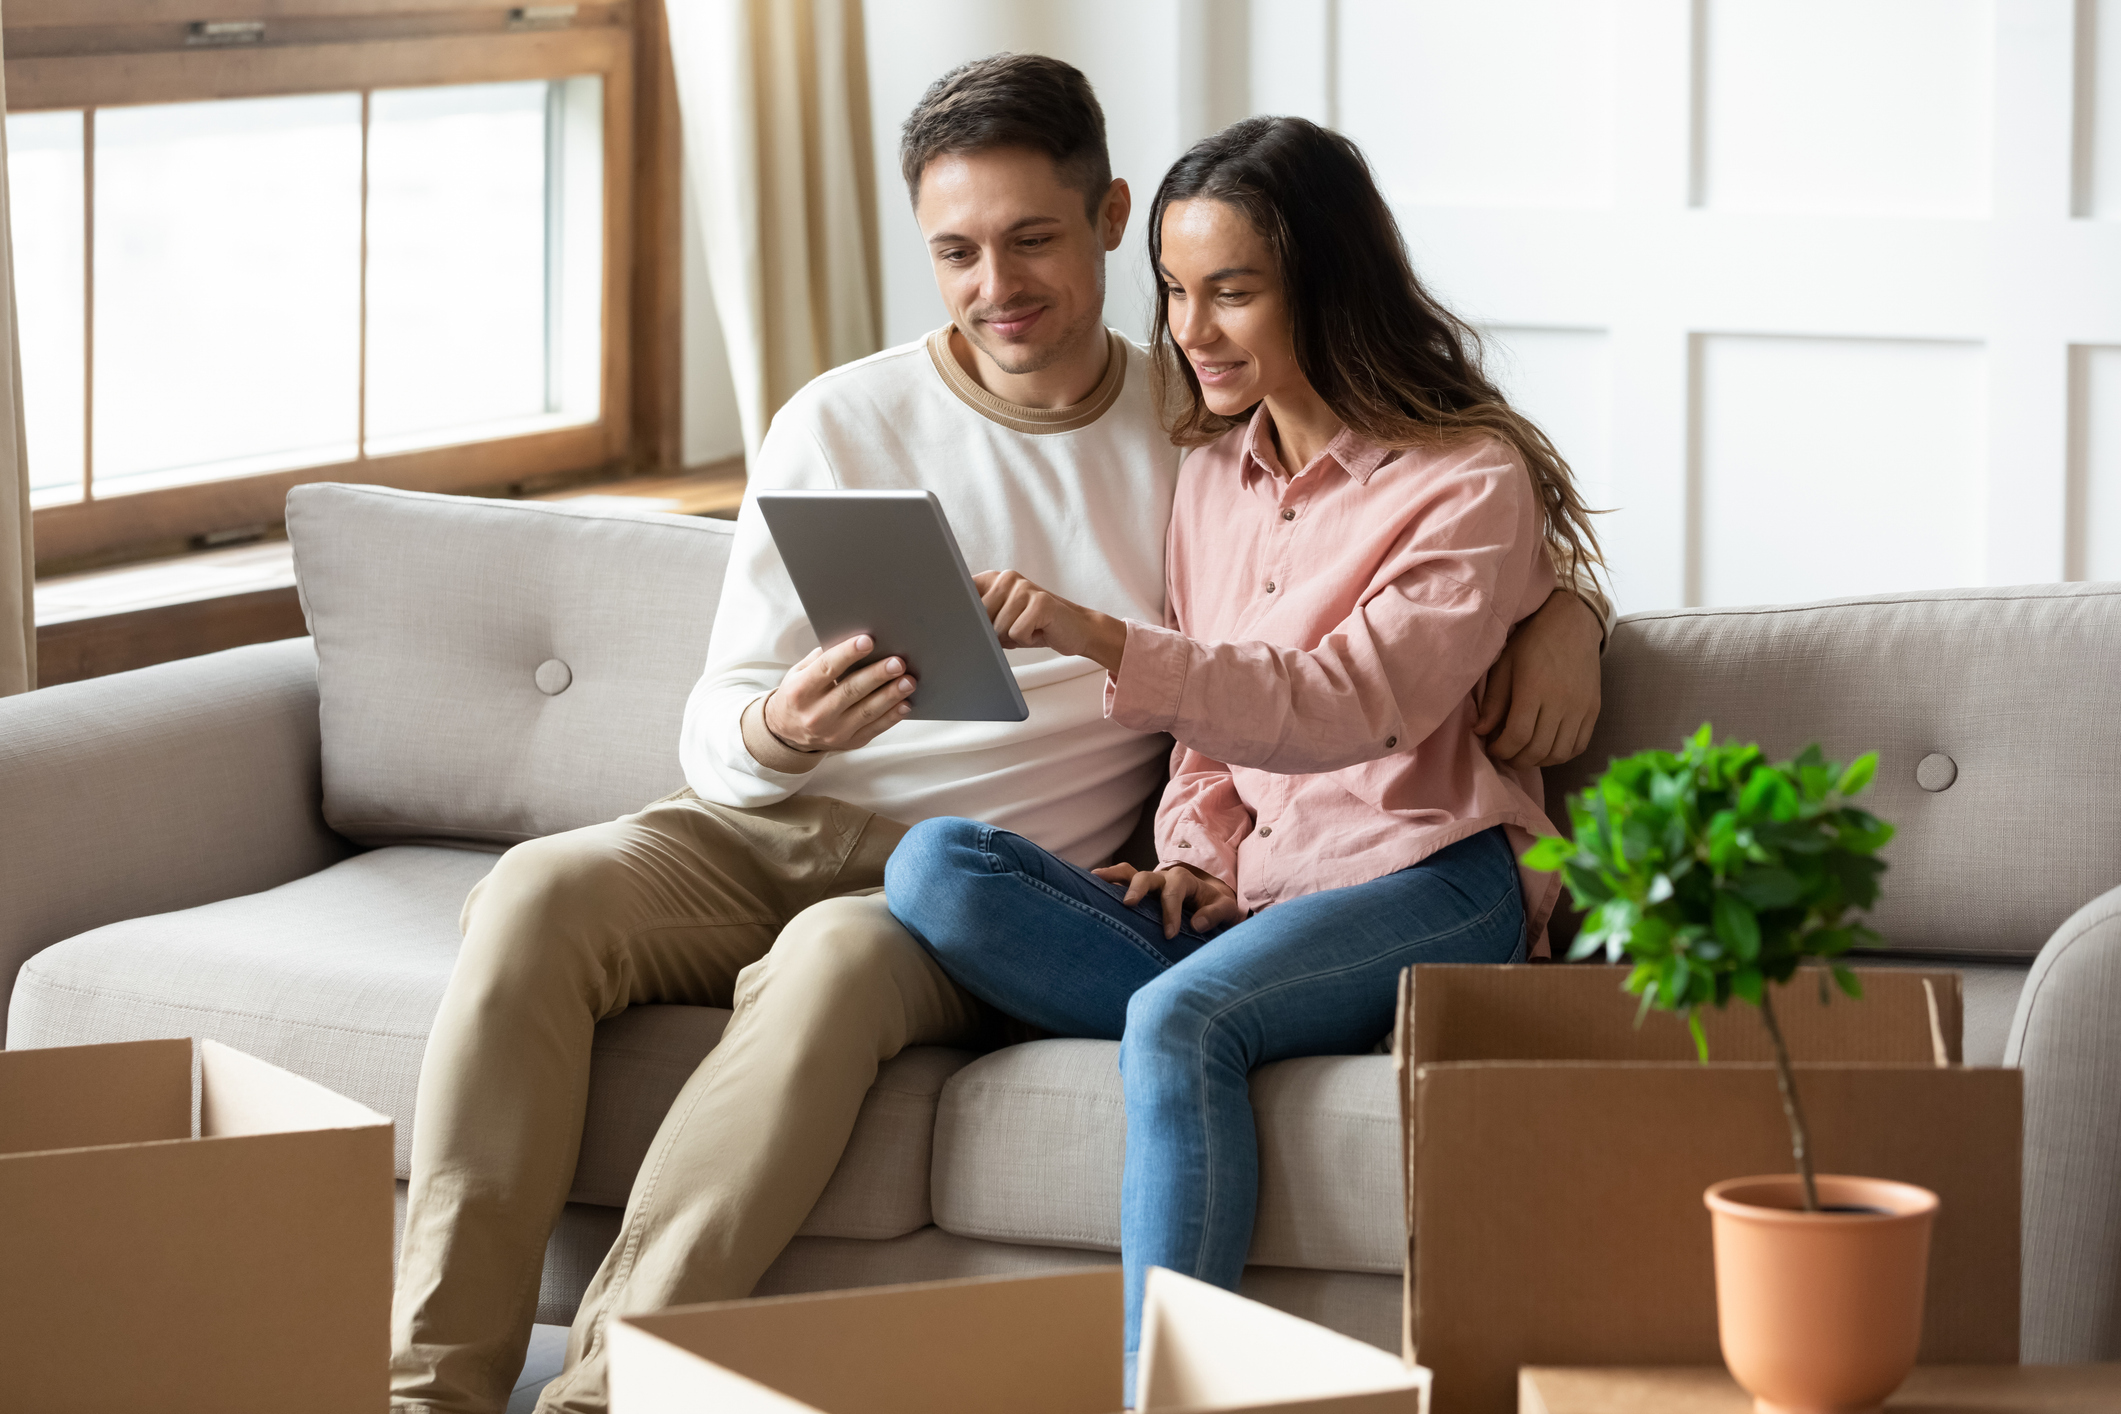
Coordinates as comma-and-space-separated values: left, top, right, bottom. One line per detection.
976, 832, 1186, 972
1181, 874, 1521, 1283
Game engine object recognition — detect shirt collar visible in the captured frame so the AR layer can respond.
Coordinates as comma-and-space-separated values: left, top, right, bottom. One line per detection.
1240, 405, 1392, 485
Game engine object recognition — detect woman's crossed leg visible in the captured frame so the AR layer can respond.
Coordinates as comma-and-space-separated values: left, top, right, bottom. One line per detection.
885, 818, 1526, 1372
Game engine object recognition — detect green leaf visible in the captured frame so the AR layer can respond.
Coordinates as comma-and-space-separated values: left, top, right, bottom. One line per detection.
1712, 890, 1761, 960
1522, 836, 1573, 872
1739, 768, 1780, 817
1806, 926, 1856, 958
1835, 808, 1896, 853
1691, 722, 1713, 750
1836, 752, 1878, 797
1561, 860, 1614, 904
1731, 967, 1764, 1005
1620, 817, 1656, 867
1733, 867, 1805, 910
1687, 1008, 1708, 1063
1832, 965, 1865, 1000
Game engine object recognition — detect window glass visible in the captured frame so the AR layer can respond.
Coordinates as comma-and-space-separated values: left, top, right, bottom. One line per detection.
6, 110, 86, 508
10, 76, 604, 513
93, 93, 363, 495
365, 76, 602, 455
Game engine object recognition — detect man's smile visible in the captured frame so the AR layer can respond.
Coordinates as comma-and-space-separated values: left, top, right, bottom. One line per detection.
983, 306, 1046, 339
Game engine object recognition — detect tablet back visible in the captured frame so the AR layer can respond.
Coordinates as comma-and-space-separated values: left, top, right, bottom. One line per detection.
759, 490, 1030, 722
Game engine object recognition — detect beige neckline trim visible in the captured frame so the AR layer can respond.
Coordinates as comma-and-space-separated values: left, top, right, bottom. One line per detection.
925, 325, 1129, 435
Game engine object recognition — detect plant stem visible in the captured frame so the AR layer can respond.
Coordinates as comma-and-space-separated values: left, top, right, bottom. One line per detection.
1758, 987, 1820, 1212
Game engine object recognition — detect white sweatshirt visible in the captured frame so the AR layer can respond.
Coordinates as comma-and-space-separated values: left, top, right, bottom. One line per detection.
680, 327, 1181, 866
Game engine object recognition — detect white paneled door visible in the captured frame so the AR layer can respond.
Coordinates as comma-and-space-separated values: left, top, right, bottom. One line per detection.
1330, 0, 2121, 612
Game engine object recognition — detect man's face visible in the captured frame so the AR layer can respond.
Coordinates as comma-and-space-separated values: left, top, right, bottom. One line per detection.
915, 147, 1127, 378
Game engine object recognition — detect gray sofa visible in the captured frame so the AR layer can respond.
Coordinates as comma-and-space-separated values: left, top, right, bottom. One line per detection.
4, 483, 2118, 1364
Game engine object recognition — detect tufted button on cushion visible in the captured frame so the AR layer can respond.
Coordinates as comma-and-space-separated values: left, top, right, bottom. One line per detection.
535, 659, 573, 696
1917, 752, 1958, 792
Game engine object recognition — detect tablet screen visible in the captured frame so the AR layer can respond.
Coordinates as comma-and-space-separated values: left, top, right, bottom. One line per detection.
758, 490, 1030, 722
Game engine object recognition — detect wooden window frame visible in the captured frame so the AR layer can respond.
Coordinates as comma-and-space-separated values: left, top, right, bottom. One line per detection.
6, 0, 679, 569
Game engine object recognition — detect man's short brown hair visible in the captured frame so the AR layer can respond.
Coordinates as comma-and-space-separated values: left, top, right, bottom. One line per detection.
899, 53, 1112, 219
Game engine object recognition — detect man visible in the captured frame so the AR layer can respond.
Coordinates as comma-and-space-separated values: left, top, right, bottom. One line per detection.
390, 53, 1607, 1414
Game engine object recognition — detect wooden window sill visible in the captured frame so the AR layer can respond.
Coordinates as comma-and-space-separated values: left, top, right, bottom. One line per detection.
32, 462, 746, 688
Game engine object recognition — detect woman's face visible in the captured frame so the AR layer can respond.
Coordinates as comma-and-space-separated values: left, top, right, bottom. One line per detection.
1158, 197, 1303, 418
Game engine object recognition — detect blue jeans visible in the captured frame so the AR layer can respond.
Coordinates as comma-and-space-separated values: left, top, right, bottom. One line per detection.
884, 821, 1526, 1376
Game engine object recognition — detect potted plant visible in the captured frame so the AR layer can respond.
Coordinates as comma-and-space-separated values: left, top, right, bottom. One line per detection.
1524, 724, 1938, 1414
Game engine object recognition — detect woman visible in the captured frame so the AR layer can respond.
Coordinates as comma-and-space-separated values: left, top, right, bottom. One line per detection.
884, 116, 1604, 1377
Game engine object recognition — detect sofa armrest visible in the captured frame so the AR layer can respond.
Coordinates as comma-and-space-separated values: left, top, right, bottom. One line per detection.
2005, 881, 2121, 1362
1, 638, 352, 1032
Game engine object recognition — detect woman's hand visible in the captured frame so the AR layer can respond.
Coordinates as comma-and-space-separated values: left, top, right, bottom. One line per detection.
974, 570, 1128, 673
1091, 861, 1243, 940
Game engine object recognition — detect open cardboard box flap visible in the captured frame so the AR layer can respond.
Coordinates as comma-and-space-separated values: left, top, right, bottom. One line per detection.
1393, 963, 1963, 1069
1392, 965, 2018, 1414
0, 1038, 395, 1414
611, 1267, 1431, 1414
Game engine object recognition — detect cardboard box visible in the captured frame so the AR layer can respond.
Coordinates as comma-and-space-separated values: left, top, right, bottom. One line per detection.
610, 1266, 1433, 1414
0, 1038, 395, 1413
1394, 966, 2020, 1414
1518, 1364, 2121, 1414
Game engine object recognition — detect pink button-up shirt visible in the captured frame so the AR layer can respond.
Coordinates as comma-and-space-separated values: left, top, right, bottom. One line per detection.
1104, 407, 1564, 953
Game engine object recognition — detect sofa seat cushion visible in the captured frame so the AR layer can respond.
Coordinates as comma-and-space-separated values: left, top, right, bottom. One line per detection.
930, 1039, 1403, 1275
9, 846, 961, 1241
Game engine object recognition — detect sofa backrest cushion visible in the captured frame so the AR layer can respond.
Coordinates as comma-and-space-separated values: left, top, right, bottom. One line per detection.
287, 483, 735, 849
1545, 583, 2121, 960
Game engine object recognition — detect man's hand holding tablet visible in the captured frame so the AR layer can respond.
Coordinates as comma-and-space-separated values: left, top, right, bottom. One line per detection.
762, 636, 917, 754
756, 490, 1029, 726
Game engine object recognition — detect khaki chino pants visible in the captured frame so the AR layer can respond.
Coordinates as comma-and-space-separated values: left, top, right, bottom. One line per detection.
389, 791, 983, 1414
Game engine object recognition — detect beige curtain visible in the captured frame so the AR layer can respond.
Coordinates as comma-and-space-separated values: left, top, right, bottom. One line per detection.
667, 0, 882, 464
0, 13, 35, 697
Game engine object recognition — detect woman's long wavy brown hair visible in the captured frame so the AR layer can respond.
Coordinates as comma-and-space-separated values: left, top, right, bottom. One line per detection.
1149, 116, 1605, 597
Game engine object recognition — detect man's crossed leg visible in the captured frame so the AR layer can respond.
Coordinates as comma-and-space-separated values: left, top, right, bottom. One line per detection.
389, 790, 982, 1414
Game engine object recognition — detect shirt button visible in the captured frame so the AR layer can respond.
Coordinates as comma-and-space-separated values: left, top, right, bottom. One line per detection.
1385, 736, 1398, 749
1264, 581, 1276, 593
1258, 825, 1273, 838
1281, 509, 1295, 521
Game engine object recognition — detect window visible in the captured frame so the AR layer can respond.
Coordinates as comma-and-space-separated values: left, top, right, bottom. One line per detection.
6, 3, 644, 566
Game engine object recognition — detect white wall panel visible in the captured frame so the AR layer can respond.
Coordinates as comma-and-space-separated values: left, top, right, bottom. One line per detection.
1481, 326, 1614, 515
864, 0, 1203, 348
2084, 0, 2121, 217
1697, 335, 1986, 606
1700, 0, 1993, 216
2076, 346, 2121, 579
1338, 0, 1616, 210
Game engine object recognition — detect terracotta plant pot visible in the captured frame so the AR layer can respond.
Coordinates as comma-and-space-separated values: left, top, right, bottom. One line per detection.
1703, 1175, 1939, 1414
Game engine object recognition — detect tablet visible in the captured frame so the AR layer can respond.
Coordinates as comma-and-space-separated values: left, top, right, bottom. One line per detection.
757, 489, 1030, 722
